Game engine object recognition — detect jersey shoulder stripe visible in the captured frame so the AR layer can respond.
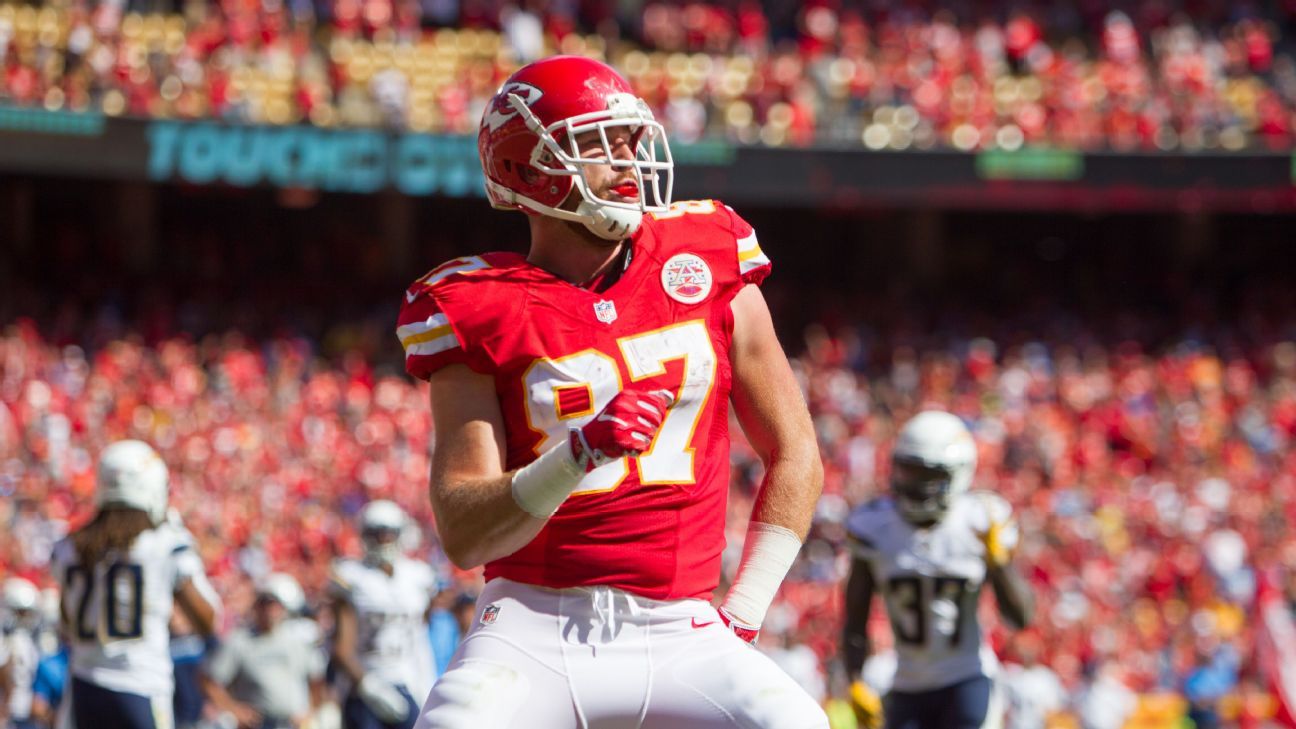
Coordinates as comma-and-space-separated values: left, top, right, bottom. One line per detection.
722, 203, 771, 284
397, 312, 460, 358
397, 256, 496, 378
736, 229, 771, 276
413, 255, 492, 292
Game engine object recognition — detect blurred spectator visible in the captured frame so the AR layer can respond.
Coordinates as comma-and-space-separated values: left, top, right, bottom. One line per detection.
1183, 640, 1240, 729
1, 0, 1295, 149
1079, 663, 1139, 729
1001, 631, 1067, 729
202, 574, 326, 729
425, 590, 475, 678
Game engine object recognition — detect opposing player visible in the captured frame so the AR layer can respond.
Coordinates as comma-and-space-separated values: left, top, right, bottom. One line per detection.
398, 55, 827, 728
329, 500, 436, 729
1, 578, 42, 729
51, 439, 220, 729
842, 411, 1034, 729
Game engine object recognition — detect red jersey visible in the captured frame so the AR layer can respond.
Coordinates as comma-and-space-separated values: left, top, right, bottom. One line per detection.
396, 200, 772, 600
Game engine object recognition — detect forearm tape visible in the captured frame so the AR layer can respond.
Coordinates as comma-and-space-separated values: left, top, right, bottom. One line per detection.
509, 436, 586, 519
719, 522, 803, 626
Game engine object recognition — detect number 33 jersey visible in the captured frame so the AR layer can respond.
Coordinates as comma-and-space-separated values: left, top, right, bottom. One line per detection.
846, 492, 1018, 692
397, 200, 771, 601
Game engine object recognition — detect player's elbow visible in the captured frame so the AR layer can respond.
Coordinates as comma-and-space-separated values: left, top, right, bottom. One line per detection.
436, 521, 500, 570
783, 437, 824, 493
441, 536, 489, 571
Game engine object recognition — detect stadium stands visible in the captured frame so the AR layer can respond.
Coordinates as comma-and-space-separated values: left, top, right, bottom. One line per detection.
5, 224, 1296, 723
1, 0, 1294, 149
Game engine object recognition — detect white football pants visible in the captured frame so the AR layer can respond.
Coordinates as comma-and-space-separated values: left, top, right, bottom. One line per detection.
414, 578, 828, 729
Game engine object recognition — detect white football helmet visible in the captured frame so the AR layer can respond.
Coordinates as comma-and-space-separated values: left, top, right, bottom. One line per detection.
4, 577, 39, 613
96, 439, 169, 525
257, 572, 305, 613
890, 411, 977, 525
359, 500, 407, 566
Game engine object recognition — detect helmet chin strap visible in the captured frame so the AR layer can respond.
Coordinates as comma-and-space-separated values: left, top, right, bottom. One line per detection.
576, 199, 643, 241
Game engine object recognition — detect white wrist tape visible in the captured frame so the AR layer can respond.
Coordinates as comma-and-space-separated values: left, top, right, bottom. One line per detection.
510, 436, 587, 519
719, 522, 803, 627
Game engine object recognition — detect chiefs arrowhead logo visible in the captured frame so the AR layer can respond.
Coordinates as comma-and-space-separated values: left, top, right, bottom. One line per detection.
482, 82, 544, 132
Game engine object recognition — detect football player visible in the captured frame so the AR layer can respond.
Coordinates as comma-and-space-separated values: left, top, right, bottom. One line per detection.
1, 578, 42, 729
329, 500, 436, 729
50, 440, 220, 729
842, 411, 1034, 729
400, 55, 827, 728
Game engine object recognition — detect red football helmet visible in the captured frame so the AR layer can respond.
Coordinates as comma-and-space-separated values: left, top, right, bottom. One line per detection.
477, 55, 674, 240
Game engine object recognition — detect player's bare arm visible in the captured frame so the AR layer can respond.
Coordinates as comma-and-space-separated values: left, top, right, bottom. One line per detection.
426, 363, 539, 569
719, 283, 823, 636
174, 579, 217, 636
987, 559, 1034, 630
842, 557, 885, 728
842, 556, 877, 678
330, 598, 366, 684
729, 283, 822, 538
200, 671, 263, 729
978, 505, 1034, 629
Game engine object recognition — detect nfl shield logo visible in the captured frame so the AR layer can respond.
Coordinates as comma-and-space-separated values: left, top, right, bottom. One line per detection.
594, 300, 618, 324
481, 604, 501, 625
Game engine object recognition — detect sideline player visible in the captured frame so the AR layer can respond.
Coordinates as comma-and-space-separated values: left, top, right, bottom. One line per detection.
1, 578, 42, 729
842, 411, 1034, 729
51, 440, 220, 729
399, 55, 827, 728
329, 501, 436, 729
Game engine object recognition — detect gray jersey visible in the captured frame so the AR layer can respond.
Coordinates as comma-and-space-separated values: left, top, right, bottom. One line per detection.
51, 522, 214, 698
206, 622, 325, 721
846, 492, 1018, 692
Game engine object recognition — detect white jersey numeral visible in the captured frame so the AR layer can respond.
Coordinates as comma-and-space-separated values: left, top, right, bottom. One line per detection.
523, 349, 628, 495
521, 320, 716, 495
618, 321, 716, 484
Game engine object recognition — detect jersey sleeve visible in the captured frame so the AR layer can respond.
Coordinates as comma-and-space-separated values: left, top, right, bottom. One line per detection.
397, 289, 470, 381
327, 560, 357, 603
972, 491, 1020, 553
413, 562, 438, 601
845, 500, 888, 562
397, 256, 495, 381
165, 525, 223, 618
725, 204, 772, 285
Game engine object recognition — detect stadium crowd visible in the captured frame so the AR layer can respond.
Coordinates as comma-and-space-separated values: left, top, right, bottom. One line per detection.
1, 0, 1296, 150
5, 276, 1296, 726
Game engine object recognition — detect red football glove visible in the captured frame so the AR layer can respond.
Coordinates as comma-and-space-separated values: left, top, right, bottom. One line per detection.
717, 607, 760, 645
570, 389, 674, 470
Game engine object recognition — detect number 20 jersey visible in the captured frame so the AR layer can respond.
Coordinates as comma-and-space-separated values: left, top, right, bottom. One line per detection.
846, 492, 1018, 692
397, 200, 771, 601
51, 522, 212, 698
